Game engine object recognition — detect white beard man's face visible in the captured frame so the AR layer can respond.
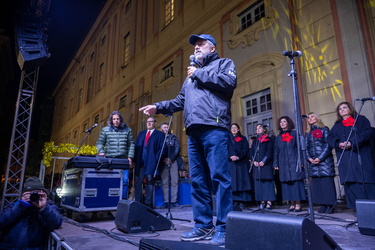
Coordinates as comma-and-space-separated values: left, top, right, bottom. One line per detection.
194, 39, 215, 63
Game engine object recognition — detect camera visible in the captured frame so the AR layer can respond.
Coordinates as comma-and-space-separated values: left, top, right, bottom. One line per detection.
30, 191, 40, 202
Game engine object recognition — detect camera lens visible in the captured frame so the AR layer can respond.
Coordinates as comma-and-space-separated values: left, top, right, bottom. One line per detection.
30, 191, 40, 202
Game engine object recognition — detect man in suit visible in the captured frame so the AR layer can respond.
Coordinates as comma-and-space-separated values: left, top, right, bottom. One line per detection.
134, 117, 166, 208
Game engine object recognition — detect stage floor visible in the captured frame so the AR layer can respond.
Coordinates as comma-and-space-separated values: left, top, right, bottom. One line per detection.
52, 202, 375, 249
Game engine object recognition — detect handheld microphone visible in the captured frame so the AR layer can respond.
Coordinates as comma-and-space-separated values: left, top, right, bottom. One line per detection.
355, 97, 375, 101
282, 50, 302, 58
84, 123, 98, 133
189, 55, 196, 66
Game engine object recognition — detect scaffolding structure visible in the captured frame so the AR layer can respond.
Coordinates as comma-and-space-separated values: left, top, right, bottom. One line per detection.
1, 68, 39, 211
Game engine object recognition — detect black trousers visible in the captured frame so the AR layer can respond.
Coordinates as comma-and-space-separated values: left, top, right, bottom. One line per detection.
134, 166, 154, 206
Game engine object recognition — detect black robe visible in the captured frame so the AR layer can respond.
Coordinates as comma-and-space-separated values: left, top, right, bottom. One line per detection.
249, 134, 274, 180
273, 130, 305, 182
327, 115, 375, 184
229, 135, 252, 192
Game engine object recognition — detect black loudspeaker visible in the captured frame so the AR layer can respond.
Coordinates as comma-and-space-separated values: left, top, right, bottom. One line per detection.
226, 211, 341, 250
115, 200, 171, 233
139, 238, 224, 250
356, 199, 375, 236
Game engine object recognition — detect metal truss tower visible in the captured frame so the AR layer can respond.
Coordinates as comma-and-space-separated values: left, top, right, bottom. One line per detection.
0, 0, 50, 212
1, 67, 39, 211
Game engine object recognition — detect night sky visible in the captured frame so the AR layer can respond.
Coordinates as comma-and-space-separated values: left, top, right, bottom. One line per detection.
0, 0, 106, 173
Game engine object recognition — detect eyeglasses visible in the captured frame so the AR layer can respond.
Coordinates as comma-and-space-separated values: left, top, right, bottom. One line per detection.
147, 120, 155, 123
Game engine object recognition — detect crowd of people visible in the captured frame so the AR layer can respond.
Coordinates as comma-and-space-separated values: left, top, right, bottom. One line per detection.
2, 33, 374, 248
98, 34, 375, 247
244, 104, 375, 215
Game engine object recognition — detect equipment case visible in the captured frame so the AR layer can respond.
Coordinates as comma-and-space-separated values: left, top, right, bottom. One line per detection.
61, 167, 123, 212
67, 156, 129, 169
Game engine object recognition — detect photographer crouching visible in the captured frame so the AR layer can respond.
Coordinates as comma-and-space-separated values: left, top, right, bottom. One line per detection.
0, 177, 62, 249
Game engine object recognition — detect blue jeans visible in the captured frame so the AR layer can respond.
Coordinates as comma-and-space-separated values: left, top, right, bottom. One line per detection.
188, 126, 232, 232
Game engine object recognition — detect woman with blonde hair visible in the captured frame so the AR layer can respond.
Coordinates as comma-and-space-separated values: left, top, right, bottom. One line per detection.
305, 112, 336, 214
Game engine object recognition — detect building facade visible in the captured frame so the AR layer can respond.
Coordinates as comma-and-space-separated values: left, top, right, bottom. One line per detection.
50, 0, 375, 173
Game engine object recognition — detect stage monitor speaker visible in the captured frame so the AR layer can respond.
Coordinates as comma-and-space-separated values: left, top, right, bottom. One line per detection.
356, 199, 375, 236
139, 238, 224, 250
226, 211, 341, 250
115, 200, 171, 233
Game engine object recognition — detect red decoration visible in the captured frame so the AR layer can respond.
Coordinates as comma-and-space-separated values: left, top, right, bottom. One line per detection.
281, 132, 294, 143
234, 136, 243, 142
312, 129, 323, 139
342, 116, 355, 127
258, 134, 269, 143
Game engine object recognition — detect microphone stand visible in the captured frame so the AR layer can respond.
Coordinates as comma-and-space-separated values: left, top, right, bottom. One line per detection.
153, 115, 190, 230
74, 130, 94, 156
249, 138, 263, 211
286, 54, 314, 222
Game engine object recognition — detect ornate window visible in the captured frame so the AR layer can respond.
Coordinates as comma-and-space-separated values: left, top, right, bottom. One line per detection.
228, 0, 274, 48
238, 1, 265, 32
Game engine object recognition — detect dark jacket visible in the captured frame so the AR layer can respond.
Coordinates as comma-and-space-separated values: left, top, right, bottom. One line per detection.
0, 200, 62, 249
305, 126, 335, 177
134, 129, 166, 176
164, 133, 184, 170
96, 125, 135, 158
273, 130, 305, 182
327, 115, 375, 184
229, 135, 252, 191
249, 134, 274, 180
154, 52, 237, 133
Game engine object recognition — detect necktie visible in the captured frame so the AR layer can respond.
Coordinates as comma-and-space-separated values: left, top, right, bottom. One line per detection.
145, 130, 151, 146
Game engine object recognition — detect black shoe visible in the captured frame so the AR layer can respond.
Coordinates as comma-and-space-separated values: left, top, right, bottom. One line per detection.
160, 203, 169, 209
325, 206, 334, 214
259, 202, 266, 209
265, 202, 272, 210
287, 206, 295, 212
294, 206, 302, 212
171, 202, 180, 208
239, 203, 245, 210
318, 205, 327, 213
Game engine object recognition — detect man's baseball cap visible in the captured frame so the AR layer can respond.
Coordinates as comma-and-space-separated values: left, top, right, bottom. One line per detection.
189, 34, 216, 46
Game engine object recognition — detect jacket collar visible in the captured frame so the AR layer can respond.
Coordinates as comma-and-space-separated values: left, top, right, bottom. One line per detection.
196, 52, 219, 67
